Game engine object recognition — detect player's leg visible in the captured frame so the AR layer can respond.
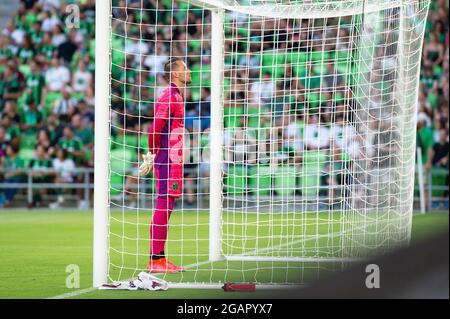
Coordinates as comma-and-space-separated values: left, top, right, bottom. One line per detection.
147, 163, 184, 273
149, 194, 174, 259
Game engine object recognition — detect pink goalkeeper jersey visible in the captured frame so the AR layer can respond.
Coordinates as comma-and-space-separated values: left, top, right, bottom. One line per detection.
148, 83, 184, 197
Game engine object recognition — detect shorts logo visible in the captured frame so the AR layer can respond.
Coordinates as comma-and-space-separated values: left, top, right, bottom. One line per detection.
173, 183, 179, 191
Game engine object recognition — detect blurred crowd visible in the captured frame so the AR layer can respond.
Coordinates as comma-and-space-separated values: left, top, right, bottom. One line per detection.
0, 0, 95, 208
0, 0, 448, 208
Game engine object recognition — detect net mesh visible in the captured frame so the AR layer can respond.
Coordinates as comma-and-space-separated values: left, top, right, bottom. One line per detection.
107, 0, 430, 285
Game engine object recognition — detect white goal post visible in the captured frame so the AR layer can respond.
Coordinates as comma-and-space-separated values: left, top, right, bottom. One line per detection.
94, 0, 431, 287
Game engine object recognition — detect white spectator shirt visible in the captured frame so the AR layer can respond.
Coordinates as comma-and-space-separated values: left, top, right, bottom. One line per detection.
144, 54, 168, 76
286, 121, 304, 152
126, 40, 149, 65
41, 16, 60, 33
51, 33, 67, 47
2, 26, 25, 45
286, 121, 302, 139
11, 28, 25, 46
45, 65, 70, 92
52, 158, 75, 182
329, 123, 355, 149
250, 80, 276, 105
73, 70, 92, 92
39, 0, 61, 11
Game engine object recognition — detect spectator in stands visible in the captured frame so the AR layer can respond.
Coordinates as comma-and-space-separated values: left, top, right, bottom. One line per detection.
36, 128, 56, 158
45, 112, 64, 144
285, 113, 304, 159
0, 127, 7, 160
0, 0, 447, 209
38, 32, 56, 62
270, 85, 291, 125
25, 59, 46, 107
39, 0, 61, 12
2, 100, 21, 124
17, 35, 35, 64
303, 113, 330, 150
125, 158, 140, 209
20, 97, 44, 134
423, 33, 445, 68
58, 125, 84, 164
2, 19, 25, 46
58, 29, 79, 64
30, 21, 44, 47
1, 115, 20, 144
429, 128, 449, 206
72, 60, 92, 98
226, 117, 257, 165
0, 36, 13, 66
71, 113, 93, 149
52, 85, 77, 121
428, 128, 449, 170
49, 148, 74, 209
51, 24, 66, 47
0, 65, 23, 108
185, 102, 199, 133
250, 72, 276, 106
44, 57, 70, 93
144, 42, 168, 76
77, 99, 94, 126
197, 87, 211, 131
324, 143, 347, 205
1, 144, 26, 208
29, 144, 53, 207
20, 0, 39, 10
40, 10, 60, 33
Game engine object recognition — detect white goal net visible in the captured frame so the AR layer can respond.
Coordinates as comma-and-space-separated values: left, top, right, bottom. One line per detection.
94, 0, 431, 287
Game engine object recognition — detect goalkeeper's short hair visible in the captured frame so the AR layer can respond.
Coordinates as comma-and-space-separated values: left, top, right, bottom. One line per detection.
164, 57, 184, 81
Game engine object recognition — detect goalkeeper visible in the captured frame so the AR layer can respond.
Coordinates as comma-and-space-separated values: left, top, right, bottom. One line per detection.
139, 58, 191, 273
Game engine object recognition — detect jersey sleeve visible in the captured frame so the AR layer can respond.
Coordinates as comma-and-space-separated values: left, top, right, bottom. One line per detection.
148, 99, 170, 154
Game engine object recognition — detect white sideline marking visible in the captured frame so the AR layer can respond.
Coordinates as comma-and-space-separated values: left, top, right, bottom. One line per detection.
47, 287, 97, 299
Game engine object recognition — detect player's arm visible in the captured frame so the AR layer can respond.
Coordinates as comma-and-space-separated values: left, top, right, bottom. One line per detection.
139, 100, 170, 176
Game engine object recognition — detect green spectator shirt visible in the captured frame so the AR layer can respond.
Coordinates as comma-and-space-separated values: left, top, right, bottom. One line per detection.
29, 158, 52, 171
74, 127, 94, 146
4, 124, 20, 142
0, 74, 21, 100
0, 47, 13, 62
20, 106, 43, 134
18, 47, 35, 63
26, 73, 45, 105
4, 155, 25, 170
58, 137, 83, 161
30, 30, 43, 47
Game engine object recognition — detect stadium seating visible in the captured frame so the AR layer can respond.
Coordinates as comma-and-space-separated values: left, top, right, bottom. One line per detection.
248, 165, 272, 196
225, 164, 247, 195
274, 165, 297, 196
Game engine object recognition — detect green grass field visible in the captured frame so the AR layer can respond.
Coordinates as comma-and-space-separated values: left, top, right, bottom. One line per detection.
0, 209, 447, 299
